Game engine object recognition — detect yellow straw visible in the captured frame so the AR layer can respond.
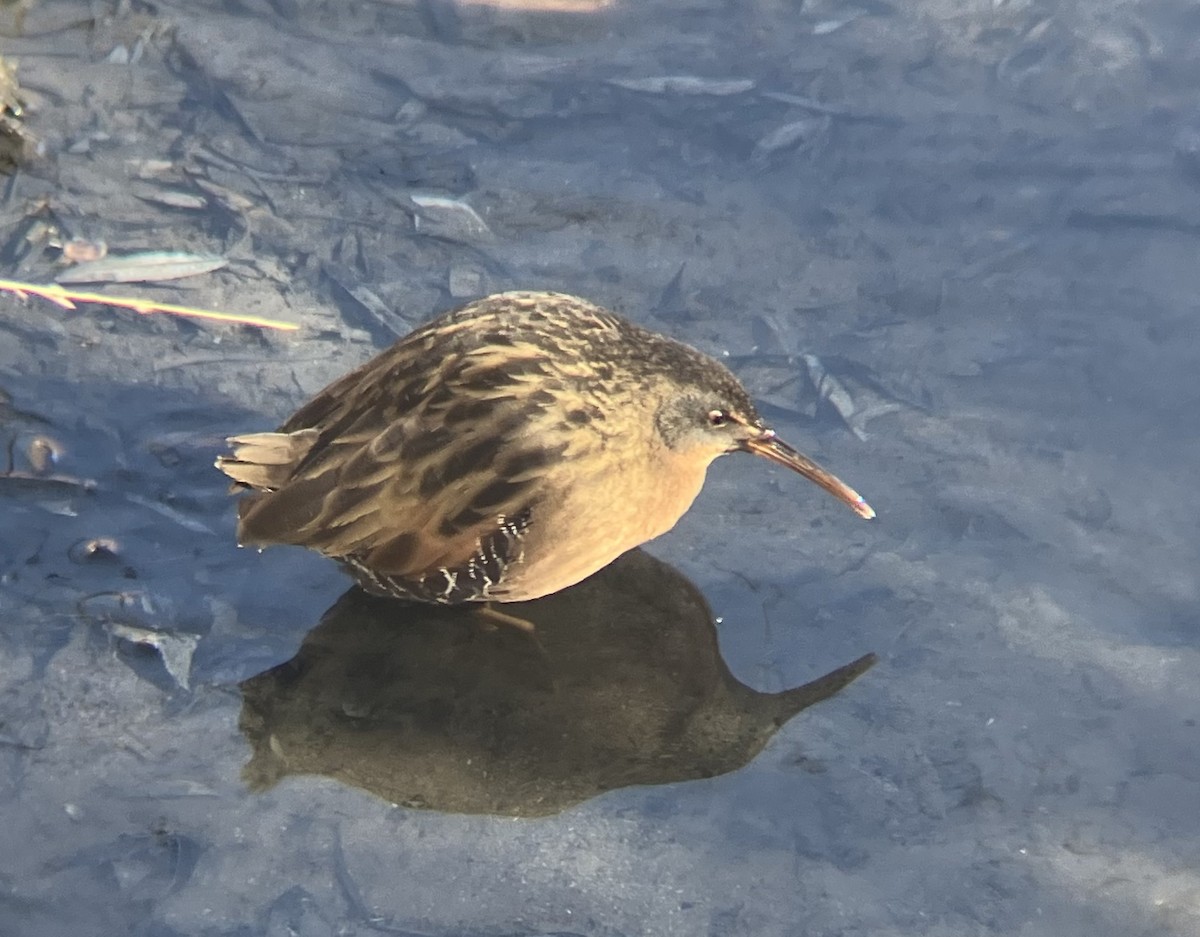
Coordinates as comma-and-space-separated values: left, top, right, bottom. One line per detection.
0, 279, 301, 332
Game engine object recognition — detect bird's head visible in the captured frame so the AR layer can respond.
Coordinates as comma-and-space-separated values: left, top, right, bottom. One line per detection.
653, 368, 875, 520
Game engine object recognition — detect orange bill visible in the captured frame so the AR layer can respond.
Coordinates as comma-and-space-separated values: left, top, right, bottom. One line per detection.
743, 431, 875, 520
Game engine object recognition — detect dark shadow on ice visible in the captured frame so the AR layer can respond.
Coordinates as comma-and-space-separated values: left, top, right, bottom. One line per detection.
239, 548, 876, 817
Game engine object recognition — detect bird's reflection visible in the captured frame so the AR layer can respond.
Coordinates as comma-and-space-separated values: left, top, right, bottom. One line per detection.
239, 549, 875, 817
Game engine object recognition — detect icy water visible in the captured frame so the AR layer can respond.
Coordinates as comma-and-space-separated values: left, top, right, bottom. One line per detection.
2, 1, 1199, 935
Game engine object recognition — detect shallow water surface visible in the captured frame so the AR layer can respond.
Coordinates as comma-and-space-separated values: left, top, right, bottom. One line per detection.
1, 1, 1198, 934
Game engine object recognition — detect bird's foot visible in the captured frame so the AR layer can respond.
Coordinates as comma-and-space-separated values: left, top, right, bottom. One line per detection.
474, 602, 537, 634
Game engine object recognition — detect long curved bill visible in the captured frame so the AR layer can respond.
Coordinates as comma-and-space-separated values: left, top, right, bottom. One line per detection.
742, 431, 875, 519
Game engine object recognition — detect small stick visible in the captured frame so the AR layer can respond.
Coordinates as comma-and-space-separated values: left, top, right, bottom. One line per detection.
0, 278, 300, 331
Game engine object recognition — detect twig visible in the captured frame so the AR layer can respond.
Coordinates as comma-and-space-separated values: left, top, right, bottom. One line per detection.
0, 278, 299, 331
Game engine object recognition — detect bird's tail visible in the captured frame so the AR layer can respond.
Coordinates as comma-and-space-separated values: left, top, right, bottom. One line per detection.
214, 429, 318, 491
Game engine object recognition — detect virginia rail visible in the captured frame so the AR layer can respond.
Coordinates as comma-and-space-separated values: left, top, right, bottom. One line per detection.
217, 291, 874, 605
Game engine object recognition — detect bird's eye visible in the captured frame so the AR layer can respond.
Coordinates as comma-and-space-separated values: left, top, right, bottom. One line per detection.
707, 409, 729, 428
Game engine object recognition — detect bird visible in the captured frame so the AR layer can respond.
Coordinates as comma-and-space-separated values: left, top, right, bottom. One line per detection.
216, 291, 874, 610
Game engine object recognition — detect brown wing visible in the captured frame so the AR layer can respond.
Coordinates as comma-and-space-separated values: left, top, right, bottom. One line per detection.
233, 412, 547, 573
218, 329, 568, 592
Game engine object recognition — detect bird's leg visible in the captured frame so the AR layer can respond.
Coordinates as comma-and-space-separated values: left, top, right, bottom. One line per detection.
474, 602, 537, 634
472, 602, 557, 692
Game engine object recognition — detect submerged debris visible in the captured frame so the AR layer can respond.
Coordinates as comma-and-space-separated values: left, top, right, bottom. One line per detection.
0, 54, 37, 171
134, 188, 210, 211
800, 354, 910, 440
124, 492, 214, 535
812, 13, 865, 35
753, 115, 832, 162
23, 434, 64, 473
78, 591, 200, 692
108, 622, 200, 692
1, 430, 95, 495
607, 75, 755, 96
55, 251, 229, 285
60, 238, 108, 264
803, 353, 865, 439
68, 537, 122, 564
410, 194, 493, 243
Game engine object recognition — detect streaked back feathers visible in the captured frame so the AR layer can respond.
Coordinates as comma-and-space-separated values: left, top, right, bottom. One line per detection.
217, 291, 757, 603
